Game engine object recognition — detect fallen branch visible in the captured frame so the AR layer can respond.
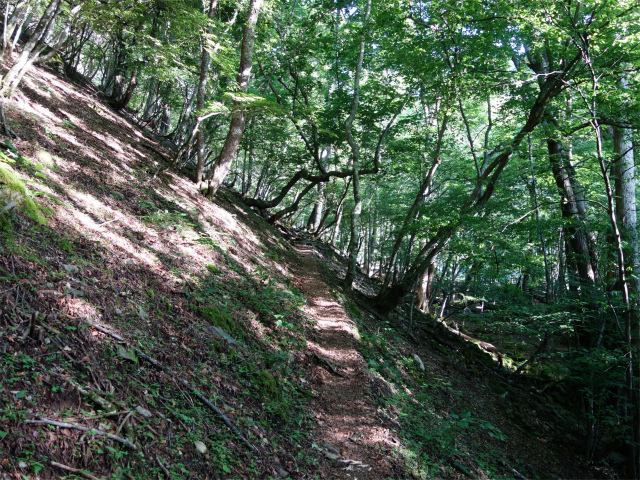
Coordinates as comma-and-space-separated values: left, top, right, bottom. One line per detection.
50, 461, 103, 480
89, 322, 259, 454
65, 377, 117, 415
25, 418, 136, 449
155, 456, 171, 479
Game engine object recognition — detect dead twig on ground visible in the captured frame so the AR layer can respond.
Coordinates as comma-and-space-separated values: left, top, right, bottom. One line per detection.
116, 410, 135, 437
25, 418, 136, 449
89, 321, 259, 454
50, 461, 103, 480
65, 376, 118, 415
155, 456, 171, 479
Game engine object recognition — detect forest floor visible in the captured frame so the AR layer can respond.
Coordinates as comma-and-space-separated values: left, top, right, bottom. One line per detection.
0, 59, 623, 479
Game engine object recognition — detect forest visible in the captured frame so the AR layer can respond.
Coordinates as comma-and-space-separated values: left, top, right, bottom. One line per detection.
0, 0, 639, 478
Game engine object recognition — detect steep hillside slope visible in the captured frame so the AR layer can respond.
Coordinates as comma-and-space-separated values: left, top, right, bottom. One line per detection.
0, 61, 617, 479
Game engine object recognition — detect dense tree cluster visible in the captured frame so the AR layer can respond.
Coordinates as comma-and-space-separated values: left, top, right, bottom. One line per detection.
1, 0, 639, 475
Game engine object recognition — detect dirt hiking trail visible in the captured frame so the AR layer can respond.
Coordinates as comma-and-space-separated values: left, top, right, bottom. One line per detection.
293, 245, 403, 480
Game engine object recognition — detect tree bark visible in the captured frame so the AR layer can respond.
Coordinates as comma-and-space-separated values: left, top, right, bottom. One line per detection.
547, 130, 598, 289
613, 89, 640, 480
343, 0, 371, 289
0, 0, 64, 97
416, 263, 435, 311
206, 0, 263, 197
194, 0, 219, 183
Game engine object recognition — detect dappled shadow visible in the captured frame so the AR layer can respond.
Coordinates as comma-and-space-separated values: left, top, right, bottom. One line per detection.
292, 245, 404, 478
0, 60, 320, 479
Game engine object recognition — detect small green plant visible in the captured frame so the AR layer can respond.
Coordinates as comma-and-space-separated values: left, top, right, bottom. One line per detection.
58, 238, 73, 252
345, 300, 361, 318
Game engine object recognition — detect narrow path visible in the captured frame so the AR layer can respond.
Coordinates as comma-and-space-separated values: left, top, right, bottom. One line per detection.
293, 245, 399, 479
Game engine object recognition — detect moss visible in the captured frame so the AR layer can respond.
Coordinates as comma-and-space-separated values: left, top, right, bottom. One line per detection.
253, 370, 289, 421
58, 238, 73, 252
206, 264, 221, 275
345, 300, 361, 318
488, 378, 507, 396
35, 150, 59, 170
0, 157, 47, 225
253, 370, 282, 401
200, 305, 235, 332
210, 340, 222, 354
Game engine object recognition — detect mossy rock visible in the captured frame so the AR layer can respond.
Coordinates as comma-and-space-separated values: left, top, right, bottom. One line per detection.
0, 157, 46, 224
35, 150, 60, 170
199, 305, 235, 332
253, 370, 289, 422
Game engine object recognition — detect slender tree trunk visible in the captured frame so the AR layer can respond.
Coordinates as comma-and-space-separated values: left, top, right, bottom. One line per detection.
367, 195, 378, 276
380, 113, 448, 293
613, 90, 640, 480
3, 0, 30, 55
529, 136, 552, 299
206, 0, 263, 197
343, 0, 371, 289
0, 0, 63, 97
194, 0, 218, 183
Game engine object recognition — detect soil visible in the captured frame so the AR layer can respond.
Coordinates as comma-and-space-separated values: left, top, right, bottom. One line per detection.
293, 245, 401, 479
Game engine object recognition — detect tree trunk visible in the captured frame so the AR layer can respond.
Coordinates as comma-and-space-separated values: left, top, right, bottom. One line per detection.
380, 113, 448, 294
547, 133, 598, 289
108, 65, 138, 110
416, 263, 435, 311
613, 106, 640, 480
529, 136, 552, 299
0, 0, 63, 97
367, 196, 378, 276
206, 0, 263, 197
193, 0, 218, 183
343, 0, 372, 289
3, 1, 31, 55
